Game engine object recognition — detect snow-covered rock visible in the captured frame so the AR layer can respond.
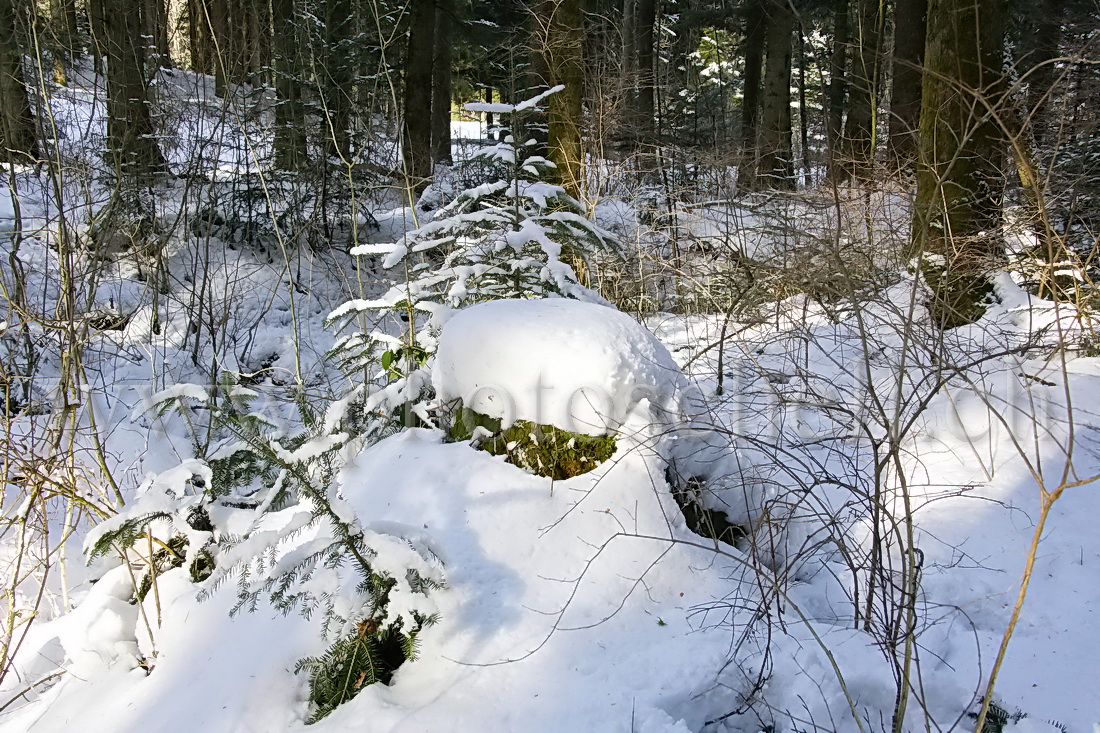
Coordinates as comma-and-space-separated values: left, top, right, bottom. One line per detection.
432, 298, 688, 437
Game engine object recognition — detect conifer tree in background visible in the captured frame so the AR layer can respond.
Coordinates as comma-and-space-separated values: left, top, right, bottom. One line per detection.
323, 0, 357, 161
738, 0, 766, 190
0, 0, 35, 165
1019, 0, 1064, 147
535, 0, 586, 202
825, 0, 849, 178
103, 0, 166, 177
273, 0, 307, 171
431, 0, 454, 166
888, 0, 926, 165
631, 0, 657, 171
756, 0, 794, 189
403, 0, 436, 196
910, 0, 1006, 325
840, 0, 884, 178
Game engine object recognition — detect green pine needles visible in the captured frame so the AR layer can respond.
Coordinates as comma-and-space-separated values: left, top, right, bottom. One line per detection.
325, 89, 620, 429
85, 372, 442, 722
296, 571, 439, 723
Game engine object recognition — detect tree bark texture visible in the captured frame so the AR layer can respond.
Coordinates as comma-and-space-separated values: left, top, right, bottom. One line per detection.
840, 0, 884, 178
911, 0, 1006, 280
825, 0, 848, 169
756, 0, 794, 189
273, 0, 306, 170
632, 0, 656, 161
889, 0, 927, 164
104, 0, 167, 176
1022, 0, 1063, 146
538, 0, 586, 201
738, 0, 766, 189
0, 0, 35, 164
188, 0, 213, 74
403, 0, 436, 193
431, 0, 454, 165
145, 0, 170, 64
324, 0, 356, 160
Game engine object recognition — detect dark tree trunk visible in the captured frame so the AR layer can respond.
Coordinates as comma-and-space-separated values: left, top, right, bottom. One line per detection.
273, 0, 306, 169
825, 0, 848, 177
798, 25, 811, 186
49, 0, 80, 83
430, 0, 454, 165
1022, 0, 1064, 146
739, 0, 766, 190
621, 0, 637, 100
757, 0, 794, 189
910, 0, 1006, 325
632, 0, 656, 165
88, 0, 106, 72
324, 0, 356, 160
403, 0, 436, 194
840, 0, 884, 178
188, 0, 213, 74
248, 0, 269, 86
145, 0, 170, 65
210, 0, 231, 95
484, 87, 495, 140
666, 0, 700, 136
889, 0, 927, 164
104, 0, 166, 177
0, 0, 35, 164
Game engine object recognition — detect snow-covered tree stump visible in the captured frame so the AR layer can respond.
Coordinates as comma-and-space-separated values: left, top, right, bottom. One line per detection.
433, 298, 689, 479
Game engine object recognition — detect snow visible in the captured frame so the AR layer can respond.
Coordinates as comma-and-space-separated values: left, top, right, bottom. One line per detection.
3, 63, 1100, 733
432, 298, 688, 436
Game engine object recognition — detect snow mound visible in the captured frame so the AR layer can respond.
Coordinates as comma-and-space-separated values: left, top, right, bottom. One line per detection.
3, 429, 753, 733
433, 298, 687, 436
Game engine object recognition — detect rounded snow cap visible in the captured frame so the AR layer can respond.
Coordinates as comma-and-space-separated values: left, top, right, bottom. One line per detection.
433, 298, 687, 436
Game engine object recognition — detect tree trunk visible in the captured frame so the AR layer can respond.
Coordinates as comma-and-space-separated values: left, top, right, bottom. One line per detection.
888, 0, 927, 165
145, 0, 170, 65
104, 0, 166, 177
910, 0, 1006, 325
825, 0, 848, 178
50, 0, 80, 83
273, 0, 306, 170
840, 0, 884, 178
431, 0, 454, 166
620, 0, 635, 148
402, 0, 436, 195
538, 0, 586, 202
0, 0, 35, 165
88, 0, 106, 72
757, 0, 794, 189
738, 0, 766, 190
632, 0, 656, 167
1022, 0, 1063, 146
188, 0, 213, 74
324, 0, 355, 161
210, 0, 228, 94
798, 25, 811, 186
484, 87, 495, 140
248, 0, 269, 86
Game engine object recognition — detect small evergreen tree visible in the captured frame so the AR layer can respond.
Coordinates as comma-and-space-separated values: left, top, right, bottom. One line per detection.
325, 88, 620, 427
86, 375, 441, 723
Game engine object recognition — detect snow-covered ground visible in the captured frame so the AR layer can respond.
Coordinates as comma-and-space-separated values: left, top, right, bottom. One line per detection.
1, 66, 1099, 733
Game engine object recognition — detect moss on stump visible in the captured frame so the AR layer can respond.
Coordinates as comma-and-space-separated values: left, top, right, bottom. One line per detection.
450, 406, 616, 480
